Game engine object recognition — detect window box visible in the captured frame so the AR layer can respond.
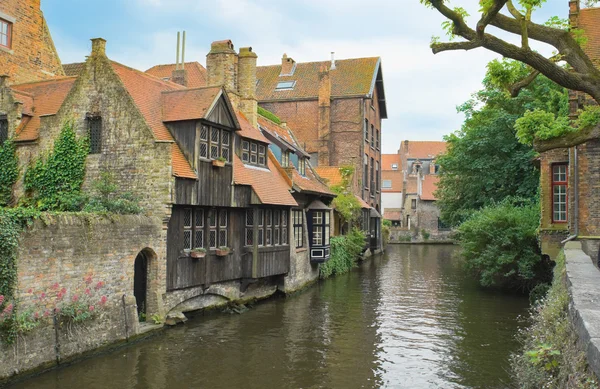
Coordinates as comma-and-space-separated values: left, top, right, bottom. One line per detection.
190, 248, 206, 259
212, 158, 226, 168
216, 247, 230, 257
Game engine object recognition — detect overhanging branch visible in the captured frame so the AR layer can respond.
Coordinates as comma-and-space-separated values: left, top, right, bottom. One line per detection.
534, 125, 600, 152
432, 40, 482, 54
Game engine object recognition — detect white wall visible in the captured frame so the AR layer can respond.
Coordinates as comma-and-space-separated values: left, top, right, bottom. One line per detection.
382, 192, 402, 213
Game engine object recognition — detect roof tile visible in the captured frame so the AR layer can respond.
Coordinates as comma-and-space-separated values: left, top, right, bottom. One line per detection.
161, 87, 222, 122
146, 62, 208, 88
421, 175, 439, 201
580, 8, 600, 64
401, 141, 446, 160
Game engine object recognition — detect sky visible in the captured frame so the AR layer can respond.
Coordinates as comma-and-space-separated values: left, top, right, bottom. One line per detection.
42, 0, 566, 154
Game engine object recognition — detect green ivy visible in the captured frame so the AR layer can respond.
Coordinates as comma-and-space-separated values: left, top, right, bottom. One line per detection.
0, 139, 19, 207
24, 120, 89, 211
257, 106, 282, 124
320, 228, 365, 279
330, 166, 362, 227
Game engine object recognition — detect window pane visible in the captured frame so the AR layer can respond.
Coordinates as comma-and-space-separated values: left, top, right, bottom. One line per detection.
209, 210, 217, 227
246, 209, 254, 226
259, 145, 265, 155
183, 209, 192, 228
282, 227, 288, 245
274, 228, 280, 245
194, 230, 204, 248
219, 230, 227, 247
211, 145, 219, 159
219, 210, 227, 227
209, 230, 217, 248
266, 229, 271, 245
211, 127, 219, 143
251, 143, 257, 153
258, 229, 264, 246
88, 117, 102, 154
313, 226, 323, 246
258, 209, 264, 226
274, 210, 280, 226
266, 210, 272, 226
200, 125, 208, 140
222, 131, 230, 146
242, 151, 249, 163
282, 211, 288, 226
200, 142, 208, 158
246, 228, 253, 246
251, 154, 257, 164
258, 156, 265, 166
222, 147, 230, 162
183, 231, 192, 250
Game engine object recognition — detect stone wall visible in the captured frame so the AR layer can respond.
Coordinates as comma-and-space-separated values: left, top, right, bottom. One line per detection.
283, 208, 319, 293
0, 0, 65, 84
388, 227, 454, 244
0, 214, 166, 381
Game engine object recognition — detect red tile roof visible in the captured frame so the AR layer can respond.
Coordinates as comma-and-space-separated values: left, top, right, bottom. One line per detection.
401, 141, 446, 160
381, 154, 401, 171
161, 87, 222, 122
383, 210, 401, 221
421, 175, 440, 201
233, 153, 297, 206
256, 57, 380, 101
314, 166, 344, 187
257, 116, 294, 144
237, 112, 269, 143
145, 62, 208, 88
355, 195, 371, 209
580, 7, 600, 64
110, 61, 196, 179
62, 63, 86, 77
10, 77, 77, 142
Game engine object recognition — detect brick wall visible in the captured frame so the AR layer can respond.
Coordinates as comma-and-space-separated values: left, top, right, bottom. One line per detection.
0, 214, 166, 381
0, 0, 64, 84
576, 140, 600, 237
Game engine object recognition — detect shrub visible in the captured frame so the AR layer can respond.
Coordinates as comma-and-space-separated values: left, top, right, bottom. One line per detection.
320, 228, 365, 279
0, 140, 19, 206
257, 106, 281, 124
421, 229, 430, 241
511, 252, 599, 388
83, 172, 142, 214
457, 199, 551, 291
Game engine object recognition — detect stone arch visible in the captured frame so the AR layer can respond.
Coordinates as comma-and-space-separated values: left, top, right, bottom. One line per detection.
133, 247, 161, 320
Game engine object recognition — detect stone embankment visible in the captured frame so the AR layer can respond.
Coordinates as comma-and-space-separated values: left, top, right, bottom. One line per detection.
565, 241, 600, 379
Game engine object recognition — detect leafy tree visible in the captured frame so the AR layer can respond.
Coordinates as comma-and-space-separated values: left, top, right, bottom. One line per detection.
0, 140, 19, 207
458, 198, 552, 291
330, 166, 362, 228
436, 60, 567, 225
421, 0, 600, 150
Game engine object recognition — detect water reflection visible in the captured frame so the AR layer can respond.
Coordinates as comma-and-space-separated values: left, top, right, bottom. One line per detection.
9, 245, 528, 389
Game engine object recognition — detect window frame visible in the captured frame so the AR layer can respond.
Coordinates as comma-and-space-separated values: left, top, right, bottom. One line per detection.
293, 209, 304, 249
182, 207, 228, 251
411, 199, 417, 209
364, 119, 369, 142
275, 81, 296, 90
370, 124, 375, 149
0, 18, 12, 50
0, 115, 8, 145
86, 115, 102, 154
382, 179, 392, 189
199, 124, 231, 163
551, 163, 568, 223
311, 210, 330, 247
243, 140, 267, 168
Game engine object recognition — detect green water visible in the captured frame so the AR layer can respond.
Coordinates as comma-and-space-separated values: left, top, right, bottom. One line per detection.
9, 244, 529, 389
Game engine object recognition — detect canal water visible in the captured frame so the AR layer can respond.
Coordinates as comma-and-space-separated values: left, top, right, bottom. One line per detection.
9, 245, 529, 389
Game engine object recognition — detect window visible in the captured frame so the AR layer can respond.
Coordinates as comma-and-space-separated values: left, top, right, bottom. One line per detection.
282, 210, 288, 245
281, 151, 289, 167
182, 208, 227, 251
370, 124, 375, 148
246, 208, 289, 247
382, 179, 392, 189
552, 164, 568, 222
0, 116, 8, 145
275, 81, 296, 90
376, 129, 380, 150
391, 163, 398, 170
370, 157, 375, 197
298, 157, 306, 176
376, 161, 380, 192
0, 18, 12, 49
411, 199, 417, 209
87, 116, 102, 154
243, 140, 267, 167
293, 209, 304, 248
364, 119, 369, 142
364, 154, 369, 190
199, 124, 230, 162
245, 209, 254, 246
311, 211, 330, 247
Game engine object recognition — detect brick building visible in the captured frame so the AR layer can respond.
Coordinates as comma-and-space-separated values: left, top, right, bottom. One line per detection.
540, 1, 600, 263
0, 0, 64, 85
381, 153, 402, 225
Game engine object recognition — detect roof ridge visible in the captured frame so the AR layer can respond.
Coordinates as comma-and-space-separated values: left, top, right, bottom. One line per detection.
161, 85, 221, 94
147, 61, 206, 71
11, 76, 77, 87
257, 56, 379, 68
111, 61, 185, 90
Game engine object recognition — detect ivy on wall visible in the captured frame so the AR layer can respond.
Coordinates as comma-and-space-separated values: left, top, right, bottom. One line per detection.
24, 120, 89, 211
0, 140, 19, 207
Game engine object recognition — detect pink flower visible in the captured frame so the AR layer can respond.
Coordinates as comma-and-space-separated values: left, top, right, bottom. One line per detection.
60, 287, 67, 294
33, 312, 40, 319
95, 281, 104, 290
51, 283, 60, 290
40, 292, 46, 299
27, 288, 33, 294
43, 310, 50, 317
3, 303, 14, 315
99, 296, 107, 305
0, 295, 4, 305
85, 288, 91, 296
57, 292, 64, 300
89, 305, 95, 312
72, 295, 79, 302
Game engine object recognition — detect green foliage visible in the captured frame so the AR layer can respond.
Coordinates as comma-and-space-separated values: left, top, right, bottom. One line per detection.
24, 120, 89, 211
257, 106, 281, 124
441, 7, 469, 39
437, 59, 566, 226
457, 199, 551, 291
0, 140, 19, 207
331, 166, 362, 227
421, 229, 430, 241
151, 314, 164, 325
83, 172, 142, 214
515, 109, 575, 145
382, 222, 391, 247
511, 252, 599, 388
320, 228, 365, 279
529, 282, 550, 306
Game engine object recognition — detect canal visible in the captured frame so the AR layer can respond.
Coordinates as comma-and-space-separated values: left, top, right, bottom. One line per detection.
9, 244, 529, 389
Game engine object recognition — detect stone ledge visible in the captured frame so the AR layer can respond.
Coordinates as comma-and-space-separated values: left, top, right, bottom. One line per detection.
565, 242, 600, 379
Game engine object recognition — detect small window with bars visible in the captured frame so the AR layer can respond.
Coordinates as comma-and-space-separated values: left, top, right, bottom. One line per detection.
208, 209, 217, 248
364, 119, 369, 142
298, 158, 306, 176
200, 125, 209, 159
258, 209, 264, 246
0, 116, 8, 145
245, 209, 254, 246
281, 151, 289, 167
282, 210, 288, 245
87, 116, 102, 154
194, 209, 204, 248
258, 145, 266, 166
250, 142, 258, 164
183, 208, 193, 250
218, 210, 228, 247
242, 140, 250, 162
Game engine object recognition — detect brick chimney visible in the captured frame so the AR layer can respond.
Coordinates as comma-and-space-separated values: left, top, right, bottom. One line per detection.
206, 40, 238, 93
91, 38, 107, 57
171, 31, 188, 87
318, 64, 331, 140
280, 54, 296, 76
569, 0, 580, 28
238, 47, 258, 127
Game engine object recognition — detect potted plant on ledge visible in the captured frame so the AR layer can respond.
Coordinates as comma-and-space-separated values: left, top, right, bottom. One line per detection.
190, 247, 207, 259
216, 246, 230, 257
212, 157, 227, 168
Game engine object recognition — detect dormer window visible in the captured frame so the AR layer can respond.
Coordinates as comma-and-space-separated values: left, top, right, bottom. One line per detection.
275, 81, 296, 91
298, 157, 306, 176
241, 139, 267, 167
0, 18, 12, 49
199, 124, 230, 163
281, 150, 290, 167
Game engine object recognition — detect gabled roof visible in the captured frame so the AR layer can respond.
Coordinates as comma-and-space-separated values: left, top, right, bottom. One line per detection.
256, 57, 387, 117
233, 153, 297, 206
110, 61, 196, 179
145, 62, 208, 88
381, 154, 401, 171
161, 87, 223, 122
420, 175, 440, 201
62, 63, 86, 77
580, 7, 600, 64
237, 112, 269, 143
10, 77, 77, 142
313, 166, 343, 187
401, 141, 446, 160
292, 166, 335, 196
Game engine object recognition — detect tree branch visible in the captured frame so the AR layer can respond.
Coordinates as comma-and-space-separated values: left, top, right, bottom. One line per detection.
534, 125, 600, 152
476, 0, 508, 38
432, 40, 482, 54
509, 69, 541, 97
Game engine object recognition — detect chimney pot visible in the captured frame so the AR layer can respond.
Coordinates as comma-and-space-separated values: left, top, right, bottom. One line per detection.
330, 52, 336, 70
280, 54, 296, 76
91, 38, 107, 57
0, 75, 9, 87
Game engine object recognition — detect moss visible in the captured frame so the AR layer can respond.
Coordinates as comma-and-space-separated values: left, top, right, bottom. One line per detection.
511, 251, 599, 388
257, 106, 281, 124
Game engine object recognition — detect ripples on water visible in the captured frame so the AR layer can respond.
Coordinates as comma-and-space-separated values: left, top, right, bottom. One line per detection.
8, 245, 529, 389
